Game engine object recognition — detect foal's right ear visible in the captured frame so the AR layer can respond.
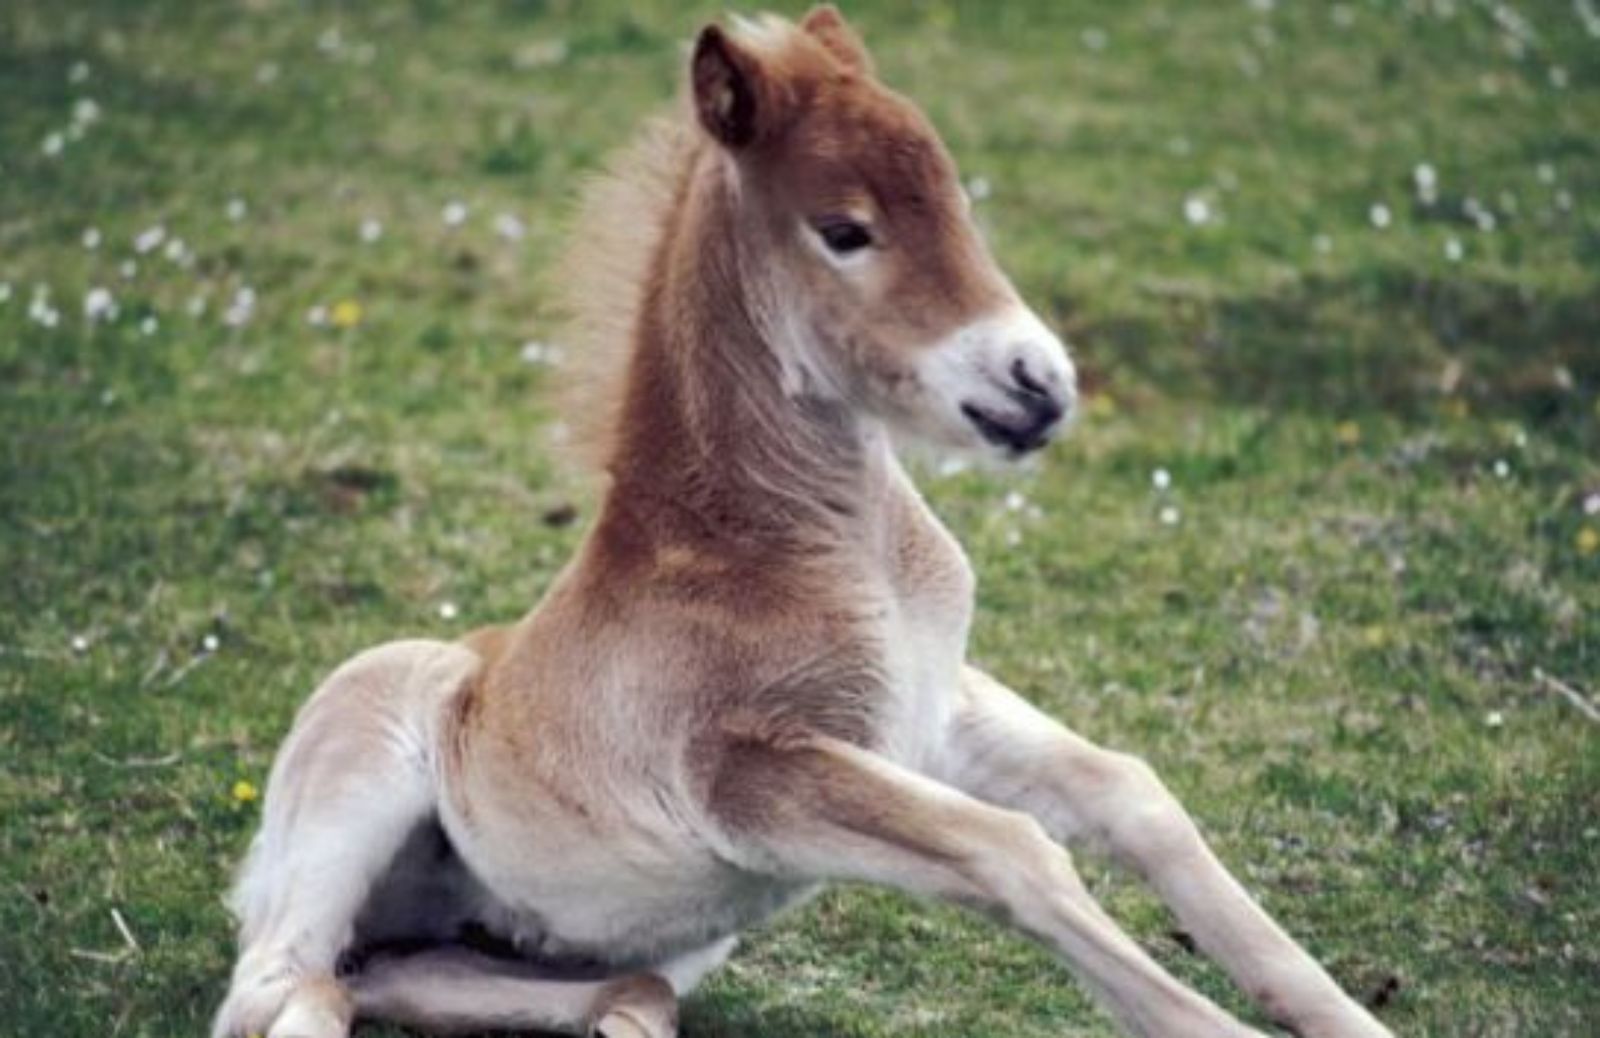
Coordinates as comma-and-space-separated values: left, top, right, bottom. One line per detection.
692, 25, 776, 149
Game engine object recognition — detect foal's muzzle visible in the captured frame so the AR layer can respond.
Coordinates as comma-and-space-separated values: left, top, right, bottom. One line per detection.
961, 361, 1068, 455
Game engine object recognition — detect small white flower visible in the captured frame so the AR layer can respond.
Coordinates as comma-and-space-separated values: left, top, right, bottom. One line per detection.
0, 282, 10, 304
68, 61, 90, 84
226, 197, 248, 222
1485, 710, 1504, 728
359, 217, 383, 243
186, 294, 208, 317
1536, 162, 1556, 185
201, 633, 221, 653
119, 259, 138, 279
1081, 27, 1108, 52
1004, 490, 1027, 512
1444, 237, 1464, 262
1492, 459, 1510, 479
493, 212, 525, 242
1183, 196, 1212, 226
1004, 528, 1023, 547
140, 315, 158, 336
936, 455, 971, 478
41, 131, 65, 157
83, 227, 101, 250
223, 285, 257, 327
28, 286, 54, 326
84, 286, 117, 322
1549, 66, 1568, 89
71, 634, 90, 653
966, 176, 992, 202
1313, 233, 1333, 254
306, 304, 329, 327
1369, 203, 1392, 229
318, 26, 344, 54
71, 98, 101, 125
1159, 505, 1181, 526
1555, 189, 1573, 212
256, 61, 280, 85
164, 238, 189, 264
1582, 493, 1600, 517
134, 225, 166, 254
519, 340, 564, 366
1413, 162, 1438, 203
438, 601, 460, 621
1151, 467, 1172, 491
1475, 209, 1497, 232
442, 200, 469, 227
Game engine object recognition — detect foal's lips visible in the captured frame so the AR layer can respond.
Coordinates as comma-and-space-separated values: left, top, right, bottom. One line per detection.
961, 397, 1063, 456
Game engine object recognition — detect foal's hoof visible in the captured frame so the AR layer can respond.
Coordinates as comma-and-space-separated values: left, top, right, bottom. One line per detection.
589, 974, 677, 1038
265, 978, 353, 1038
593, 1008, 672, 1038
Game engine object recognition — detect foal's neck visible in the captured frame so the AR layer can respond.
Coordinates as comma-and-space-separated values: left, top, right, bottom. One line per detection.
602, 149, 890, 559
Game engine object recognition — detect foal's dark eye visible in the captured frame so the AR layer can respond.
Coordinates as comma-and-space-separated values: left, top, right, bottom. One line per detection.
816, 219, 873, 255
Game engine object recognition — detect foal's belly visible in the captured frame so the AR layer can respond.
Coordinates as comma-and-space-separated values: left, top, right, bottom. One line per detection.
439, 797, 817, 967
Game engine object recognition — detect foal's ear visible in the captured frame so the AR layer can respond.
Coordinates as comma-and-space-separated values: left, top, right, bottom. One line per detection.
692, 25, 778, 149
801, 5, 874, 75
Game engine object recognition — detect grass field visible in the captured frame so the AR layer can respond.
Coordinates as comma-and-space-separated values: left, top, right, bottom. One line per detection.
2, 1, 1597, 1035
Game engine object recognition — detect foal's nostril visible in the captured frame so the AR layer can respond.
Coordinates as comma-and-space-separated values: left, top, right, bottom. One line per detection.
1009, 357, 1052, 400
1007, 356, 1065, 429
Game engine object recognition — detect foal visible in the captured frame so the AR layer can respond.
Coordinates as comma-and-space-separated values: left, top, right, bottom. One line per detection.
214, 9, 1394, 1038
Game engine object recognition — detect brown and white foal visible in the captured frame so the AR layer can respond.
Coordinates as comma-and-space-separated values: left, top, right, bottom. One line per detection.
214, 10, 1394, 1038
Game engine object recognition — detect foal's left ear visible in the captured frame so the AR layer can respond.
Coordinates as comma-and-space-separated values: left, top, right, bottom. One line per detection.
801, 5, 874, 75
692, 25, 781, 149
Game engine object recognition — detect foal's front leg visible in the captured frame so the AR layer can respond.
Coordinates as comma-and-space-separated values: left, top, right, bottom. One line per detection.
708, 728, 1268, 1038
943, 666, 1394, 1038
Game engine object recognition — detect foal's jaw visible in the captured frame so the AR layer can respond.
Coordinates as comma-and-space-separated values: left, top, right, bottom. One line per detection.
918, 305, 1077, 459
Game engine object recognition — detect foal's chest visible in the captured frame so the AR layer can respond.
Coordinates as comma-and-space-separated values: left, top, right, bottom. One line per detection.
869, 486, 976, 768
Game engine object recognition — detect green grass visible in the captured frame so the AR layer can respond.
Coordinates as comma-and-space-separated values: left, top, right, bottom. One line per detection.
2, 1, 1597, 1035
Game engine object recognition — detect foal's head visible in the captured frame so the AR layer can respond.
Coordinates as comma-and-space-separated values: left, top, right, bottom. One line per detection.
691, 7, 1075, 458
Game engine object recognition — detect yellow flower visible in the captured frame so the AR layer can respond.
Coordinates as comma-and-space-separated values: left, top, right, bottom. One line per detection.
1335, 420, 1361, 447
1578, 526, 1599, 557
330, 299, 363, 329
232, 779, 259, 804
1442, 397, 1470, 420
1361, 625, 1388, 648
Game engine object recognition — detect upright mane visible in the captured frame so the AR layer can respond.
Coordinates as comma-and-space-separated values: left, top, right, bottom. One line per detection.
552, 15, 807, 477
552, 111, 698, 475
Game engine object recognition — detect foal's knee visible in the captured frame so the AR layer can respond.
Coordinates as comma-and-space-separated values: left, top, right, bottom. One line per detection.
1091, 752, 1202, 869
964, 809, 1092, 925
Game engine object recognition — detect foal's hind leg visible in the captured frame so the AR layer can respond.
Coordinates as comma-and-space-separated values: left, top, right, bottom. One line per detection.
349, 938, 735, 1036
212, 640, 480, 1038
941, 666, 1393, 1038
